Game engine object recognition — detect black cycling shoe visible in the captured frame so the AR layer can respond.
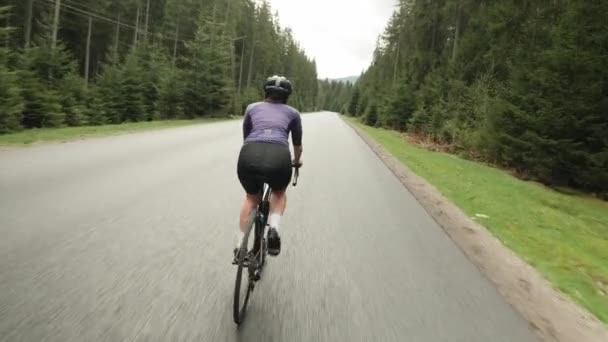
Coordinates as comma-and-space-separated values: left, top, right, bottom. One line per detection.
267, 228, 281, 256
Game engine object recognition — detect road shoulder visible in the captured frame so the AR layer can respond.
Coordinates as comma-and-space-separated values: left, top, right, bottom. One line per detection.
0, 117, 238, 150
343, 116, 608, 342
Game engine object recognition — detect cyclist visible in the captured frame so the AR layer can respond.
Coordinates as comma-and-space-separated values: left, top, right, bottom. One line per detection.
235, 75, 303, 260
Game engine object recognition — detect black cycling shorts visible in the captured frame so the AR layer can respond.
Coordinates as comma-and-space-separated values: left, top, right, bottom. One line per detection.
237, 142, 292, 194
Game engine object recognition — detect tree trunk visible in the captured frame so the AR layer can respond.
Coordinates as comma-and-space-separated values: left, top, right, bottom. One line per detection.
143, 0, 151, 43
238, 41, 245, 94
51, 0, 61, 49
133, 5, 140, 48
172, 23, 179, 66
231, 42, 237, 113
246, 35, 255, 90
237, 41, 246, 111
212, 4, 218, 24
222, 0, 232, 37
451, 2, 462, 64
4, 12, 9, 48
84, 16, 92, 87
393, 42, 400, 86
114, 13, 121, 59
24, 0, 33, 48
431, 8, 437, 53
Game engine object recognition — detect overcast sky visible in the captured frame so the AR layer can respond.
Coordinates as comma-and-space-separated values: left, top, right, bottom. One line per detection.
267, 0, 397, 79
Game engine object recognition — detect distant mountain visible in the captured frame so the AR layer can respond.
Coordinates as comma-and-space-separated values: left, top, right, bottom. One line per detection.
330, 75, 359, 84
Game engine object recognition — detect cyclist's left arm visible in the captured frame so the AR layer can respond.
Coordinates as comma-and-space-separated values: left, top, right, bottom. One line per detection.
242, 111, 252, 141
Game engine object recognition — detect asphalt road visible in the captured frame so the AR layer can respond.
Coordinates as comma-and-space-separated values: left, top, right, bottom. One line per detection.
0, 113, 539, 341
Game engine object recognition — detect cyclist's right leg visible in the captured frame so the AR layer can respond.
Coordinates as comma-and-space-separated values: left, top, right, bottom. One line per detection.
270, 190, 287, 215
268, 190, 287, 232
266, 190, 286, 256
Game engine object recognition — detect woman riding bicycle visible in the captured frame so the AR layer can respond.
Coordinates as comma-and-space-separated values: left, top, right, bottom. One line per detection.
235, 75, 303, 260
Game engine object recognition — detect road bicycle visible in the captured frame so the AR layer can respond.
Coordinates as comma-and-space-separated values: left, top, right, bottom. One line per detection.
233, 165, 300, 325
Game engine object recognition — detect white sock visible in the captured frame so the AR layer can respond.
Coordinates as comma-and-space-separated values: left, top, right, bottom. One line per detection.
235, 231, 244, 249
269, 213, 282, 231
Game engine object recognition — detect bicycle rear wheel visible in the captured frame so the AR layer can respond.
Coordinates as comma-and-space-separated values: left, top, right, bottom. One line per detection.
233, 209, 257, 324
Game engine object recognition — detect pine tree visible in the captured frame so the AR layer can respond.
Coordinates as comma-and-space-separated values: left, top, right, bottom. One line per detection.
1, 0, 320, 132
119, 50, 146, 122
18, 69, 63, 128
364, 102, 379, 126
158, 66, 186, 119
85, 85, 109, 126
60, 73, 87, 126
131, 43, 173, 121
0, 6, 23, 133
352, 0, 608, 193
18, 11, 82, 128
347, 87, 360, 116
95, 60, 124, 124
182, 8, 233, 117
0, 63, 23, 133
18, 45, 64, 128
383, 82, 416, 131
358, 94, 369, 117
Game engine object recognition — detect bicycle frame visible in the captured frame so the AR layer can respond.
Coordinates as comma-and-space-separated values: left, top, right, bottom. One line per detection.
252, 184, 271, 257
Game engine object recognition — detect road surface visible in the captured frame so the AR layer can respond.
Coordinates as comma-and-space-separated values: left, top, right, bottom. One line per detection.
0, 113, 539, 341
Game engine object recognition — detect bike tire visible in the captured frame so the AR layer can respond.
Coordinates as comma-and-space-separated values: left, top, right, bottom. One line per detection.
233, 210, 257, 324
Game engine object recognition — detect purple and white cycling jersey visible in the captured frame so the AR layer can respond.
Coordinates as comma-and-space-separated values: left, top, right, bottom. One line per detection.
243, 102, 302, 147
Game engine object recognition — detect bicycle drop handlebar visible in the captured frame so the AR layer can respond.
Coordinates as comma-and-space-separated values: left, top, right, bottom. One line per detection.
292, 163, 302, 187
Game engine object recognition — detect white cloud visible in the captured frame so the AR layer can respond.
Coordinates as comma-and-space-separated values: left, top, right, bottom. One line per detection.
268, 0, 396, 79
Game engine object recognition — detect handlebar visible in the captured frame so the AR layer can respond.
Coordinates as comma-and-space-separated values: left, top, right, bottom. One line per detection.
292, 163, 302, 186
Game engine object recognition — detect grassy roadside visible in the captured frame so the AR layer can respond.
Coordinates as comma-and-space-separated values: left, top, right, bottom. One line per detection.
349, 118, 608, 323
0, 118, 233, 147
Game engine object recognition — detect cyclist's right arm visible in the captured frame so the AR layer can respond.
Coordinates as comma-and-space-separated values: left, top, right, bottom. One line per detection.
290, 112, 303, 166
293, 146, 303, 166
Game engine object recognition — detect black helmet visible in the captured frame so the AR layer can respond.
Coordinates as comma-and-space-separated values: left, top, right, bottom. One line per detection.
264, 75, 293, 98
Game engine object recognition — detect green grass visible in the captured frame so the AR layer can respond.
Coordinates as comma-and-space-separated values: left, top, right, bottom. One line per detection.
351, 119, 608, 323
0, 118, 230, 147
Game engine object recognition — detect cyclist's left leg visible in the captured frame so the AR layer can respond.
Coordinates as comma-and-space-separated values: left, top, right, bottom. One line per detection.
239, 193, 259, 228
231, 193, 259, 262
236, 143, 263, 257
